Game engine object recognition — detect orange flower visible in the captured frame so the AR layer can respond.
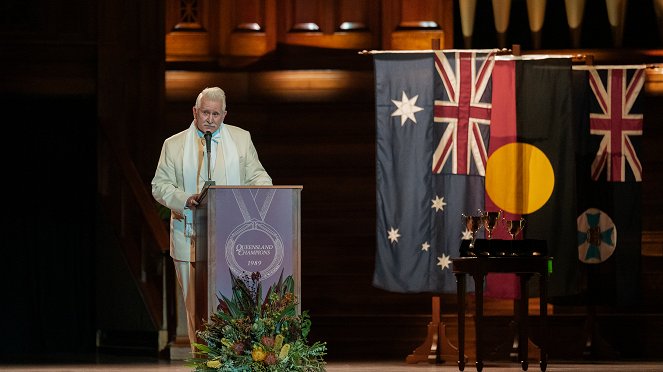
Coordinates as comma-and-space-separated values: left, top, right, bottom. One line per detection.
252, 347, 267, 362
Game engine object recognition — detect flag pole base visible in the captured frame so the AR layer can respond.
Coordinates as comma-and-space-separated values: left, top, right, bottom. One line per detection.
405, 295, 463, 364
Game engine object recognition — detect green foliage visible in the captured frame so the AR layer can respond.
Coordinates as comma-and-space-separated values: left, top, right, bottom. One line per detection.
185, 271, 327, 371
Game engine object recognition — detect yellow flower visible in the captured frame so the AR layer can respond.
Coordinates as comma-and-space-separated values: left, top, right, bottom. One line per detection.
274, 334, 284, 351
252, 347, 267, 361
279, 343, 291, 359
206, 359, 221, 368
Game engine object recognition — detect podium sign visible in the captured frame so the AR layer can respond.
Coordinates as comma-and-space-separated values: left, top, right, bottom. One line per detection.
195, 186, 302, 330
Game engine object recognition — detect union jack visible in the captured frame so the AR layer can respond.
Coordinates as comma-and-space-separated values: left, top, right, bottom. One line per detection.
588, 66, 645, 182
432, 50, 495, 175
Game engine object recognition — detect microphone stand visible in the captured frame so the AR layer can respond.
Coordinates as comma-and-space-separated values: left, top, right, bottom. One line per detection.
202, 131, 216, 197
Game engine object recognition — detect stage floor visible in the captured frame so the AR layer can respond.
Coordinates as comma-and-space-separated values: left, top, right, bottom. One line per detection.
2, 358, 662, 372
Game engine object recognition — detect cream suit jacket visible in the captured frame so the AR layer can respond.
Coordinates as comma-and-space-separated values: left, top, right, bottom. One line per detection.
151, 124, 272, 262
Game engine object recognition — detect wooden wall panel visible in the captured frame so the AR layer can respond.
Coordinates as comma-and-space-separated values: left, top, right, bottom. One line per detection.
399, 0, 441, 26
382, 0, 453, 50
232, 0, 263, 28
166, 0, 216, 61
220, 0, 276, 58
280, 0, 378, 50
337, 0, 381, 48
165, 0, 454, 63
337, 0, 370, 26
288, 0, 324, 31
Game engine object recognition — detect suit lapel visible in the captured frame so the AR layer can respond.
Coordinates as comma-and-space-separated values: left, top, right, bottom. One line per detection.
212, 139, 227, 185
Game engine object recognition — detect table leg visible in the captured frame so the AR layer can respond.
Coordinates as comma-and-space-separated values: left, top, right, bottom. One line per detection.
540, 273, 548, 372
519, 274, 530, 371
473, 274, 485, 372
455, 273, 466, 371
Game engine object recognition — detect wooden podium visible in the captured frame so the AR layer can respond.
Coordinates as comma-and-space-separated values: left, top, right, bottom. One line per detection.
193, 186, 302, 334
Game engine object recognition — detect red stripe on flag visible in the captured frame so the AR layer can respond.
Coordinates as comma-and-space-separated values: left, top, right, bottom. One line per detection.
433, 136, 453, 173
434, 56, 455, 101
485, 59, 520, 299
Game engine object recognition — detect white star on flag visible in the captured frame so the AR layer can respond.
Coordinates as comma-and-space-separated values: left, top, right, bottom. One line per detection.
462, 229, 473, 240
391, 91, 423, 126
421, 241, 430, 252
431, 195, 446, 212
437, 253, 451, 270
387, 227, 401, 244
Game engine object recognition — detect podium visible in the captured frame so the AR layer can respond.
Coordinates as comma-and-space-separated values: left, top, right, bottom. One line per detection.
194, 186, 302, 335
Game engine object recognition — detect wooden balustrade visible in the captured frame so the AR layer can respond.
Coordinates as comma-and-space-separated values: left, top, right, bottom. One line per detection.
98, 121, 174, 349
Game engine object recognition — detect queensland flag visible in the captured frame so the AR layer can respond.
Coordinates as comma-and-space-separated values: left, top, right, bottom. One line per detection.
572, 65, 645, 307
373, 50, 496, 293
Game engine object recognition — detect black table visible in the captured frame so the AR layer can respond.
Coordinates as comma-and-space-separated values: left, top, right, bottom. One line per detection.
452, 240, 551, 372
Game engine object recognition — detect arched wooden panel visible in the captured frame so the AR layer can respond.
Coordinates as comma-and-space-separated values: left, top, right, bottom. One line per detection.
279, 0, 379, 50
219, 0, 277, 57
382, 0, 454, 50
166, 0, 215, 61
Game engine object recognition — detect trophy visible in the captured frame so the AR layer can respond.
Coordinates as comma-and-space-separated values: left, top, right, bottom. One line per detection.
504, 217, 526, 240
481, 210, 502, 240
462, 210, 483, 254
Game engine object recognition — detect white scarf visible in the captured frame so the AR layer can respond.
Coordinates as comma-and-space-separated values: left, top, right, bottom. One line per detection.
182, 121, 240, 236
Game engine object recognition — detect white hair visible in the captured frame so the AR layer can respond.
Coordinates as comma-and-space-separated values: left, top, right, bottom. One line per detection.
195, 87, 226, 111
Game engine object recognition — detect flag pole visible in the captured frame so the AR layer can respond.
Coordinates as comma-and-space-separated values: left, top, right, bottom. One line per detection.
405, 38, 464, 365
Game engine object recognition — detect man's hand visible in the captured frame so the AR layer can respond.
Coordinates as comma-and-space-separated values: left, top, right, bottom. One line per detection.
186, 194, 200, 208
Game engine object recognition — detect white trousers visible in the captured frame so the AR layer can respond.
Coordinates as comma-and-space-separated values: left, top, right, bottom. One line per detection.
173, 259, 197, 347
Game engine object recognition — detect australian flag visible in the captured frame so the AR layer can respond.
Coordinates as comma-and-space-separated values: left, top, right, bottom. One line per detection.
373, 50, 496, 293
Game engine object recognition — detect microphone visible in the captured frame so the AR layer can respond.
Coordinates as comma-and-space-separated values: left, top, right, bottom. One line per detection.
204, 131, 212, 154
203, 131, 215, 187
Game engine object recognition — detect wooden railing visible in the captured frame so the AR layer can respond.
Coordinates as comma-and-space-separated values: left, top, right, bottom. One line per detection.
97, 119, 174, 350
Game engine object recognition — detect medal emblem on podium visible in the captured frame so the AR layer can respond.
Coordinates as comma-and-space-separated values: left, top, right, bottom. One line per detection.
225, 189, 285, 280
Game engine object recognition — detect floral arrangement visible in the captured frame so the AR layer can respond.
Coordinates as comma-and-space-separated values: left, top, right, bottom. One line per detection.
186, 271, 327, 371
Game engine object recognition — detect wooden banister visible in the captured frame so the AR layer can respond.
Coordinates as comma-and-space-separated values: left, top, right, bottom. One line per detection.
97, 119, 173, 342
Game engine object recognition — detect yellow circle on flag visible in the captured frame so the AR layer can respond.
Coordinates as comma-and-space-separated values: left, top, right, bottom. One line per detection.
485, 143, 554, 215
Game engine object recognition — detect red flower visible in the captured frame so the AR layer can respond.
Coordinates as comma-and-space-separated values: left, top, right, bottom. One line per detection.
261, 336, 275, 348
232, 342, 245, 355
